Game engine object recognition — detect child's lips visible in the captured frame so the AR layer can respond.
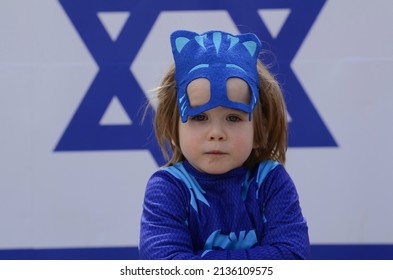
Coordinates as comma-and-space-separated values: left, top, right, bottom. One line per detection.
206, 150, 227, 155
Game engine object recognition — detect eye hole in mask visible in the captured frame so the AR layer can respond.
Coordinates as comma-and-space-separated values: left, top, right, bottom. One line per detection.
186, 77, 251, 109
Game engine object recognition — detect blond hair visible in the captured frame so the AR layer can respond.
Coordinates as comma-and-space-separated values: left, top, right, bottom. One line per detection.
153, 60, 288, 168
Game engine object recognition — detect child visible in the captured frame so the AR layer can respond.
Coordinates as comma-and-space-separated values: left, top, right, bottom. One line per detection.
139, 30, 309, 259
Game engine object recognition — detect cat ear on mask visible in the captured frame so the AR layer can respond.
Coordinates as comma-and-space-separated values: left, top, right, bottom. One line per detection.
241, 36, 260, 57
221, 32, 261, 59
170, 30, 199, 54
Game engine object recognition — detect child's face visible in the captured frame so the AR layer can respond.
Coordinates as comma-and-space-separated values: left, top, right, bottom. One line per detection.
178, 78, 255, 174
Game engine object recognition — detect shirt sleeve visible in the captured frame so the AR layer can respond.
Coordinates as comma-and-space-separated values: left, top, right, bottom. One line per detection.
202, 165, 310, 260
139, 171, 202, 259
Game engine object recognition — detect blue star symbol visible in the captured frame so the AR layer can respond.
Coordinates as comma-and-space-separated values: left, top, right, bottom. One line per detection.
56, 0, 335, 166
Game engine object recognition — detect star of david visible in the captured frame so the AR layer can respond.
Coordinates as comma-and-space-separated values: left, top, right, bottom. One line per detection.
56, 0, 336, 166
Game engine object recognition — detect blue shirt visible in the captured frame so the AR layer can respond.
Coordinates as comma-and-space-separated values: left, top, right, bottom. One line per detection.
139, 160, 309, 259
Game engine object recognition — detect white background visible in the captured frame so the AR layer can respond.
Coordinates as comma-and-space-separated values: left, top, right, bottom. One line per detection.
0, 0, 392, 250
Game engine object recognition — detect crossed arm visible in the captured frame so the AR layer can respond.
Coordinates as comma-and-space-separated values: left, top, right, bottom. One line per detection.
139, 167, 309, 260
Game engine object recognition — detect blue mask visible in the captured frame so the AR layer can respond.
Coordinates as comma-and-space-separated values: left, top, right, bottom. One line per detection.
170, 30, 261, 123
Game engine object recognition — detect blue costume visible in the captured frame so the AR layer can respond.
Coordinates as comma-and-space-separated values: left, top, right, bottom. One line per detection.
139, 30, 309, 259
139, 160, 309, 259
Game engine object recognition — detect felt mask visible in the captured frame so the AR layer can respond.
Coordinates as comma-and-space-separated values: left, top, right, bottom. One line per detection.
170, 30, 261, 123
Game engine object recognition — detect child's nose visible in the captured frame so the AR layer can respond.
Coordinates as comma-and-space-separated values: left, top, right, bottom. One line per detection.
208, 124, 226, 141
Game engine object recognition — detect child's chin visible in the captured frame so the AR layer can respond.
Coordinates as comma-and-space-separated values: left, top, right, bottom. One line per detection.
201, 165, 233, 175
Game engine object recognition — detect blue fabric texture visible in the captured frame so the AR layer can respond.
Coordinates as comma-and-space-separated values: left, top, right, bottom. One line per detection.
170, 30, 262, 122
139, 160, 310, 259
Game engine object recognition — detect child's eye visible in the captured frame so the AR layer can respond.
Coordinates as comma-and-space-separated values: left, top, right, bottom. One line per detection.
190, 114, 207, 121
227, 115, 242, 122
